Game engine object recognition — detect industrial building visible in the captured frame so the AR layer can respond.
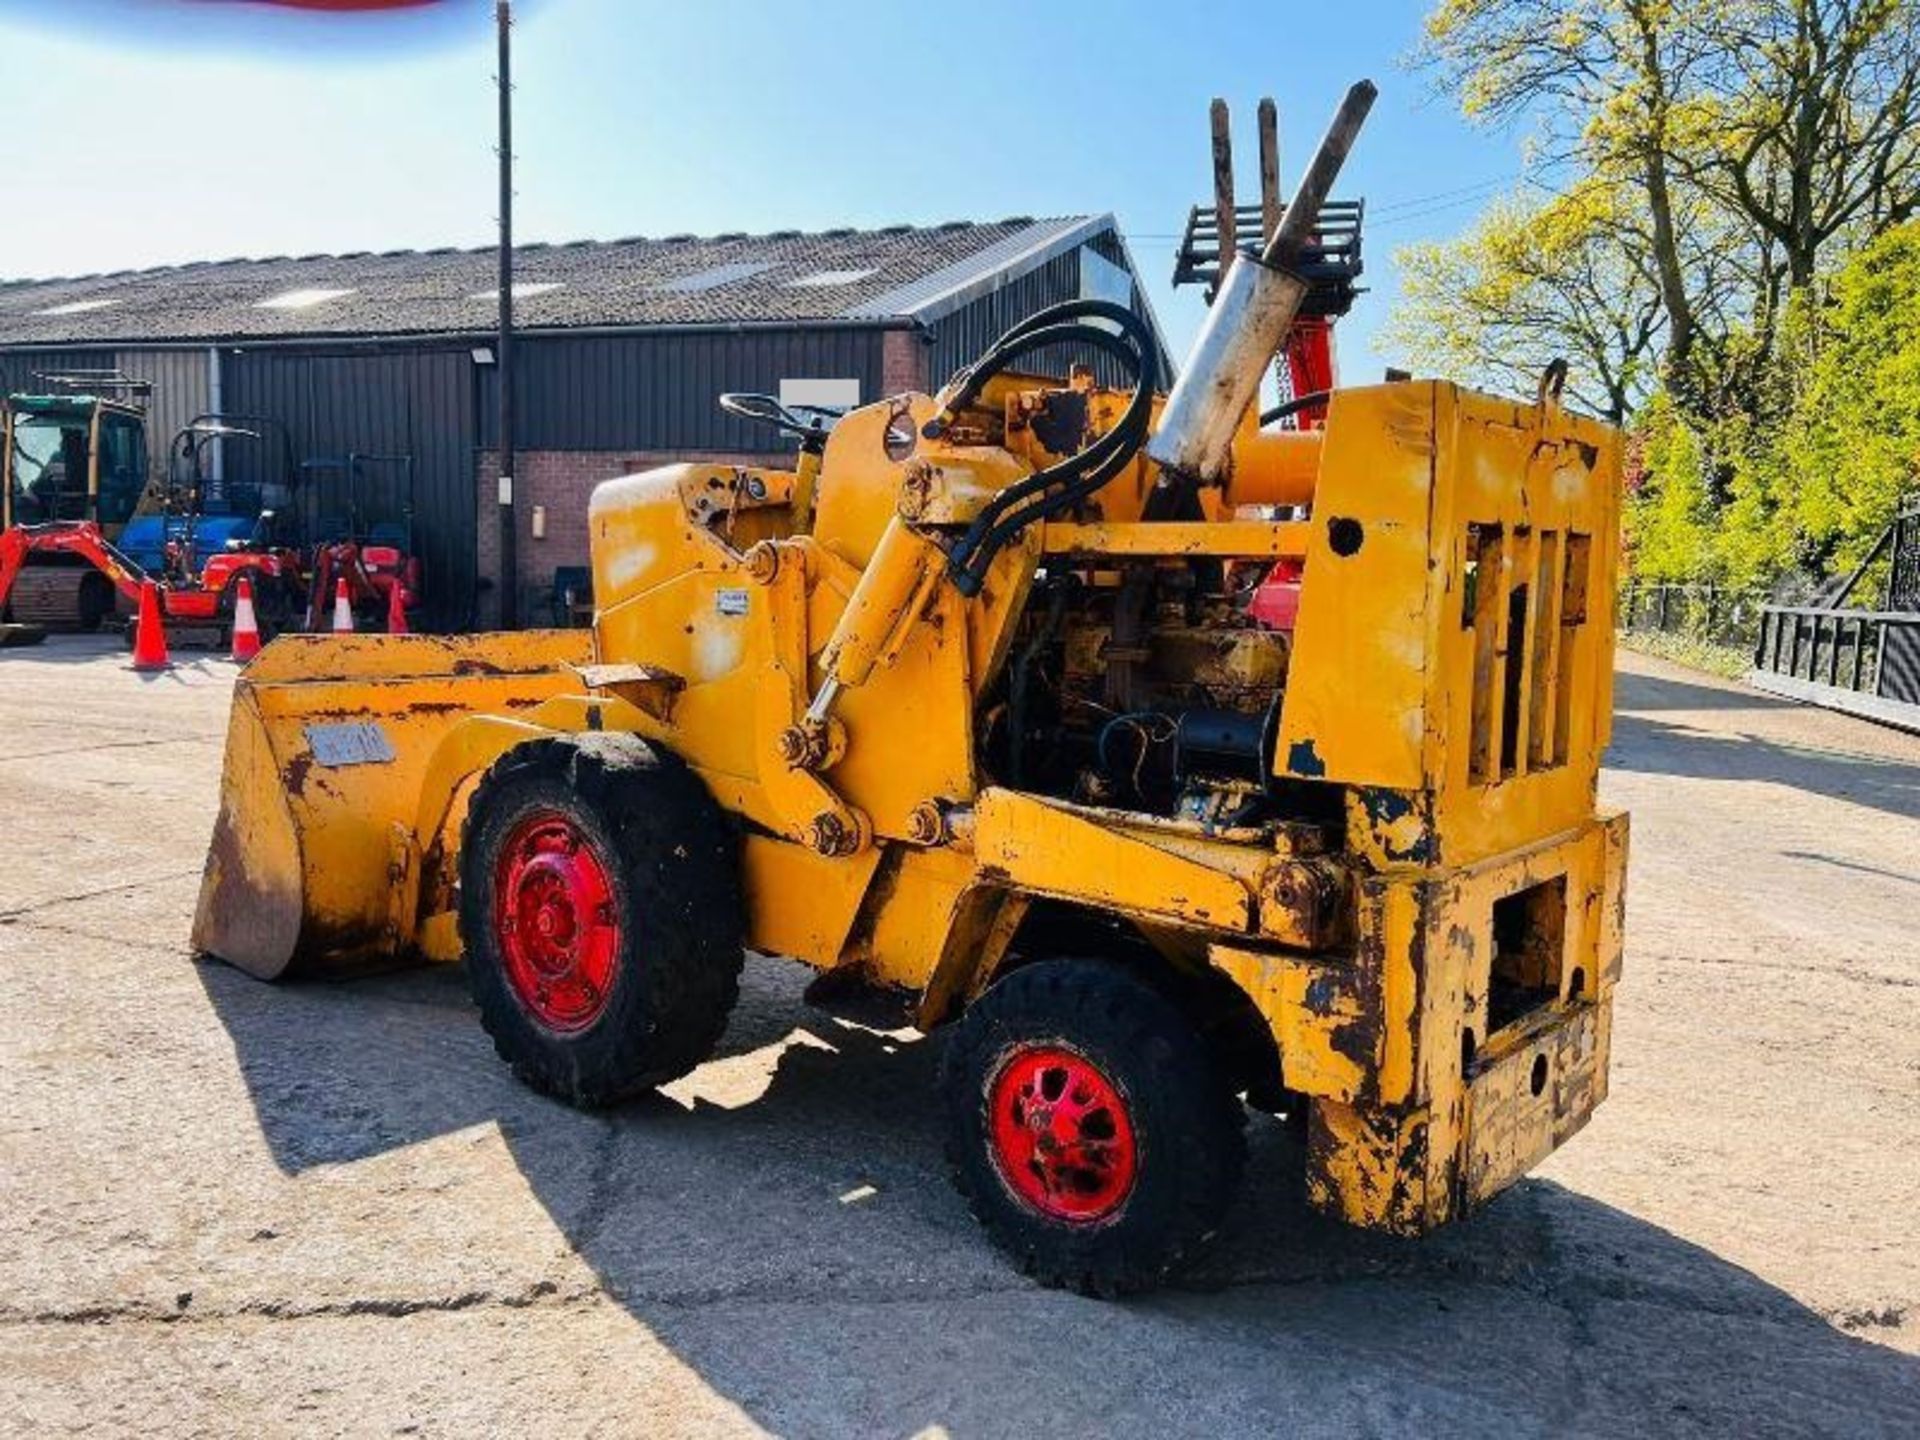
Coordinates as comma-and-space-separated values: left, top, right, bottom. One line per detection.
0, 217, 1168, 627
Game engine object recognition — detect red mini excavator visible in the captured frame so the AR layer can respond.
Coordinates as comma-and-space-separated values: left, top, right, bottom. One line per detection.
120, 414, 309, 644
1171, 96, 1365, 434
298, 452, 422, 632
0, 377, 153, 646
1, 392, 309, 649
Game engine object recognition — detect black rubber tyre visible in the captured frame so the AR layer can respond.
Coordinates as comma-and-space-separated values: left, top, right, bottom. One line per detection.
218, 569, 297, 645
258, 575, 301, 641
458, 734, 744, 1107
940, 958, 1247, 1296
75, 570, 115, 633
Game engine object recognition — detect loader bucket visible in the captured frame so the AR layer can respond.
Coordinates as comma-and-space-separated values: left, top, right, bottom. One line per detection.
193, 630, 595, 980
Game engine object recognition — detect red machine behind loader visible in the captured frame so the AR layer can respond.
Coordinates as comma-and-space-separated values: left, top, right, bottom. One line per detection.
0, 398, 309, 649
299, 452, 421, 631
119, 414, 308, 644
1172, 95, 1365, 639
0, 379, 153, 644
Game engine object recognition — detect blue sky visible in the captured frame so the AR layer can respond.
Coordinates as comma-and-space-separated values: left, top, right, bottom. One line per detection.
0, 0, 1528, 378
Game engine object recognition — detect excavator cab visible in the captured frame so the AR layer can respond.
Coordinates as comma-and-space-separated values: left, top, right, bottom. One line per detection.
0, 383, 153, 636
3, 393, 149, 532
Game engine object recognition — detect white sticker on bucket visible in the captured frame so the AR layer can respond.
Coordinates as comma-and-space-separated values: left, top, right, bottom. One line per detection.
716, 588, 750, 617
305, 721, 397, 768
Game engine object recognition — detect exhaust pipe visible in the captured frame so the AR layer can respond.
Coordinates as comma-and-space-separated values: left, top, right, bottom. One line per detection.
1145, 80, 1378, 484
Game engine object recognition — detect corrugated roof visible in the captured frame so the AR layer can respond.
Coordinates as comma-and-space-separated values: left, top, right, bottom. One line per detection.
845, 216, 1108, 319
0, 216, 1118, 346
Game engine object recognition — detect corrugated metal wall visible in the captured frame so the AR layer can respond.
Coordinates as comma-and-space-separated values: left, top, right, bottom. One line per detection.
0, 347, 200, 495
1, 347, 210, 479
478, 327, 888, 453
113, 349, 210, 473
223, 346, 477, 628
925, 249, 1078, 390
0, 348, 118, 395
1087, 230, 1176, 383
924, 238, 1169, 392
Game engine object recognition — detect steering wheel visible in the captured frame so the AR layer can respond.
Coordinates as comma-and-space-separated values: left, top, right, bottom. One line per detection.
717, 392, 841, 448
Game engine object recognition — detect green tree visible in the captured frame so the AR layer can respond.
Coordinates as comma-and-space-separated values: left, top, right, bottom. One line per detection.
1383, 182, 1664, 419
1623, 224, 1920, 588
1774, 221, 1920, 577
1691, 0, 1920, 295
1415, 0, 1920, 594
1416, 0, 1720, 380
1417, 0, 1920, 400
1625, 390, 1723, 581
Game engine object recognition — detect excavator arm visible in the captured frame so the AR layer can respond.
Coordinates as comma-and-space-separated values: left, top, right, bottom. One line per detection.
0, 521, 152, 644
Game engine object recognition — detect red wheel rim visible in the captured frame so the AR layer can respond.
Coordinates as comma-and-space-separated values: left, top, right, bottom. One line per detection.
986, 1043, 1138, 1224
492, 808, 622, 1033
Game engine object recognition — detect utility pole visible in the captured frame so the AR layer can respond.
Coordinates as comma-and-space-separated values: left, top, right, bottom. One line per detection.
495, 0, 518, 628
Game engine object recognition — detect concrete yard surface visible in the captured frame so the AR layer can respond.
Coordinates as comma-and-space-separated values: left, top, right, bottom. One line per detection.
1, 637, 1916, 1436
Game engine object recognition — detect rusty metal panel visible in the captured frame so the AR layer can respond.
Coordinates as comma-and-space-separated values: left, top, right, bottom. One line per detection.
1461, 1002, 1606, 1205
193, 631, 594, 979
970, 788, 1255, 933
1209, 944, 1376, 1103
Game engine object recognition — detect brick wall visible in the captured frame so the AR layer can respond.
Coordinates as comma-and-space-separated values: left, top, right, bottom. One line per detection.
476, 447, 781, 628
881, 327, 930, 396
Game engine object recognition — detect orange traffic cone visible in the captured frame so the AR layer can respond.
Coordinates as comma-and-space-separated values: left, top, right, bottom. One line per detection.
331, 577, 354, 633
229, 575, 262, 663
130, 580, 170, 672
385, 583, 409, 635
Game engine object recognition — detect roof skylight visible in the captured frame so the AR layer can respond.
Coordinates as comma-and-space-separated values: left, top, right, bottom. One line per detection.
784, 268, 878, 288
469, 282, 564, 301
656, 261, 776, 293
255, 287, 355, 311
35, 299, 118, 315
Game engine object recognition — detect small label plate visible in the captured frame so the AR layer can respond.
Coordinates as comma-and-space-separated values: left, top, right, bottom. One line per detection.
304, 721, 398, 768
716, 588, 750, 617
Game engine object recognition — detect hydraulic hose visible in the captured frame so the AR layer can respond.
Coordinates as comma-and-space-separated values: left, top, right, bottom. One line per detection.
928, 299, 1153, 434
1259, 389, 1332, 428
948, 376, 1153, 593
936, 298, 1158, 595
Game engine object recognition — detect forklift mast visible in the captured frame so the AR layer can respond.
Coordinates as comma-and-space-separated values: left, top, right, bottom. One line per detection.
1171, 97, 1364, 429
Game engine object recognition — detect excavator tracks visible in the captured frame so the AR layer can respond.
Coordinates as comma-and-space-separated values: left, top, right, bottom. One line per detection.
6, 565, 117, 633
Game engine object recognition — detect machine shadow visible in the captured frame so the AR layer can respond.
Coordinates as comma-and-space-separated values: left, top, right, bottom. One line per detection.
1613, 666, 1794, 712
1609, 663, 1920, 823
1608, 708, 1920, 822
199, 953, 1920, 1435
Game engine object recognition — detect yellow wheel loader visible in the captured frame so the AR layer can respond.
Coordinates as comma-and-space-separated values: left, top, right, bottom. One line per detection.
195, 83, 1628, 1294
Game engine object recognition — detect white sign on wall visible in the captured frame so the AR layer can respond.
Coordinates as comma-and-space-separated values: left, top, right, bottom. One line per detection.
1079, 246, 1135, 316
778, 377, 861, 411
